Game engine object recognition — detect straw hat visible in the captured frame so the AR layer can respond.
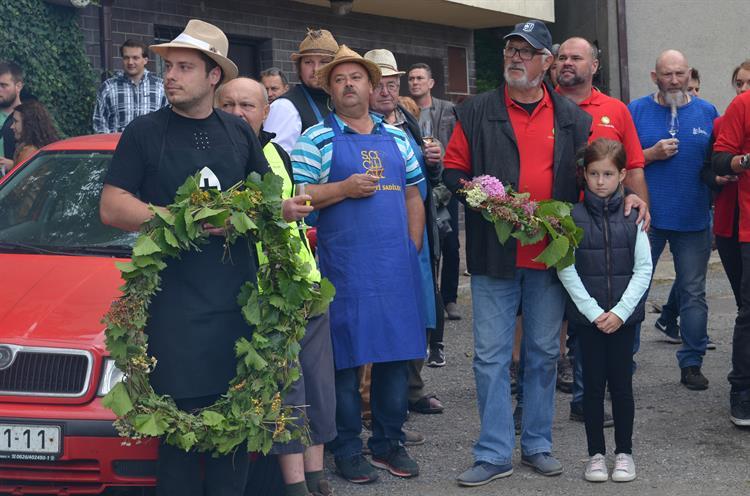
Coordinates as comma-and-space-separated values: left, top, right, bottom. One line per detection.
363, 49, 405, 77
290, 29, 339, 62
316, 45, 382, 93
151, 19, 238, 82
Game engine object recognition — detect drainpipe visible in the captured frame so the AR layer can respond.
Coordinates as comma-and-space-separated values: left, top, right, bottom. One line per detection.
99, 0, 114, 81
616, 0, 630, 103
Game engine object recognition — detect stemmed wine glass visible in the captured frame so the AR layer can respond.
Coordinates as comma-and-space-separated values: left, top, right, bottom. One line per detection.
295, 183, 309, 228
420, 119, 434, 145
667, 108, 679, 139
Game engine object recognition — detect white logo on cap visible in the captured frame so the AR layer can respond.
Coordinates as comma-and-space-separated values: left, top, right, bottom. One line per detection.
523, 23, 534, 32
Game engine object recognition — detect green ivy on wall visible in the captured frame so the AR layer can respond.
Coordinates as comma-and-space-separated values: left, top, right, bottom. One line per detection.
0, 0, 97, 138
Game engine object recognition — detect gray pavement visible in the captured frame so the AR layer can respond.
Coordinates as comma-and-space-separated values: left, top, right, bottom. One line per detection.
325, 249, 750, 495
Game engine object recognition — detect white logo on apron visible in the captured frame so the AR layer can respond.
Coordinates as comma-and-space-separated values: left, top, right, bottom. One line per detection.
198, 166, 221, 190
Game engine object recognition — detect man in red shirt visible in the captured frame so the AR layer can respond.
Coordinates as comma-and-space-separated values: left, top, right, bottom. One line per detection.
556, 36, 649, 424
712, 89, 750, 426
446, 19, 585, 487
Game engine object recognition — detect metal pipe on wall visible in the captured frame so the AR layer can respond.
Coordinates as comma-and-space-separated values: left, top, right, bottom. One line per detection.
98, 0, 114, 81
616, 0, 630, 103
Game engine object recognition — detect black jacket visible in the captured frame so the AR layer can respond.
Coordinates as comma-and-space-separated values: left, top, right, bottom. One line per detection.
278, 84, 331, 133
567, 188, 645, 328
443, 83, 592, 279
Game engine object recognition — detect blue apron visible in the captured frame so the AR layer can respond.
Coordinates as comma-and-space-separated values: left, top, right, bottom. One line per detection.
317, 114, 426, 370
406, 131, 436, 330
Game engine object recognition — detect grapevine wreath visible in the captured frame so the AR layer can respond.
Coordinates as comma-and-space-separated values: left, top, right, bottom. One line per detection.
102, 171, 334, 455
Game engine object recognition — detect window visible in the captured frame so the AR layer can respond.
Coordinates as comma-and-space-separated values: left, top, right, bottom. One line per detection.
447, 46, 468, 95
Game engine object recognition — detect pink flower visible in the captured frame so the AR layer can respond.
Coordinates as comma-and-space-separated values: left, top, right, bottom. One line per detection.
475, 175, 506, 199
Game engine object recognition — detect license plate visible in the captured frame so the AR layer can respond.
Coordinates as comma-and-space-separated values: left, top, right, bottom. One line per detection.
0, 423, 61, 461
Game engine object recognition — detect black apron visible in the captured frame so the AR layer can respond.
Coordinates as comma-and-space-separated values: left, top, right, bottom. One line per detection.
145, 111, 257, 399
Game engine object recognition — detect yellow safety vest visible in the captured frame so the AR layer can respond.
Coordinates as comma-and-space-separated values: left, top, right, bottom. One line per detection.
257, 141, 321, 283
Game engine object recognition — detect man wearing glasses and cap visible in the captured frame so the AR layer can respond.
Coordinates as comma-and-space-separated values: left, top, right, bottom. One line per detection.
100, 19, 310, 495
264, 29, 339, 153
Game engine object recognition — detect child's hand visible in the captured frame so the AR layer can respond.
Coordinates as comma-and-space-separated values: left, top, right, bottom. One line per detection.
594, 312, 623, 334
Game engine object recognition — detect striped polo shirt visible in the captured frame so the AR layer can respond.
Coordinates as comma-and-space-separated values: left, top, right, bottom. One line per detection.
291, 112, 424, 186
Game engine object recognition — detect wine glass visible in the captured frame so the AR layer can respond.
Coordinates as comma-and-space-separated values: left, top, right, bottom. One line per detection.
420, 119, 434, 145
295, 183, 309, 228
667, 108, 679, 139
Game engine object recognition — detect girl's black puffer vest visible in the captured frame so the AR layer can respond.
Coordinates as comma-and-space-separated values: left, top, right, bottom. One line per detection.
566, 187, 646, 328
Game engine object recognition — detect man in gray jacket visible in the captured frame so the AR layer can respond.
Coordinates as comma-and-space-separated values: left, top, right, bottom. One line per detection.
408, 62, 458, 367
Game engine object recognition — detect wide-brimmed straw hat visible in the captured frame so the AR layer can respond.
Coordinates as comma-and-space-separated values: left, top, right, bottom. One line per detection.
316, 45, 382, 93
363, 49, 405, 77
151, 19, 238, 82
291, 29, 339, 62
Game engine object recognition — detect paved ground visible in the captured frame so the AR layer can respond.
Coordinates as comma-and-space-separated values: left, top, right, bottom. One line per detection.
323, 248, 750, 496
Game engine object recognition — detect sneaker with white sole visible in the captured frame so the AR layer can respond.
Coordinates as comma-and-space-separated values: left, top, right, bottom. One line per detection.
584, 453, 608, 482
611, 453, 636, 482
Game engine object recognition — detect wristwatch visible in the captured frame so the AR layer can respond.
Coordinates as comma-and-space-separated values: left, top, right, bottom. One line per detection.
740, 154, 750, 170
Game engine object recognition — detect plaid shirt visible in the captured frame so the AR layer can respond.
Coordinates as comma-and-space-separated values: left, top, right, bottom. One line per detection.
92, 69, 167, 133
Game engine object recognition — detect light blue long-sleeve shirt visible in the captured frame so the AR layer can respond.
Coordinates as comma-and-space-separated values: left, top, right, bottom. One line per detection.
557, 222, 652, 324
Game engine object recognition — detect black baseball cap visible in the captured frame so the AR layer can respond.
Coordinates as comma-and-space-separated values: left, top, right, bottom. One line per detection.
503, 19, 553, 53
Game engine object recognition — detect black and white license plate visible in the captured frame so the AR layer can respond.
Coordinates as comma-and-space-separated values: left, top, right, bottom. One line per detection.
0, 423, 61, 461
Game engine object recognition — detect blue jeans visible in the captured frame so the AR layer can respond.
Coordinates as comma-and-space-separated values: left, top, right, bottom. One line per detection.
471, 270, 565, 465
647, 227, 711, 368
330, 361, 408, 459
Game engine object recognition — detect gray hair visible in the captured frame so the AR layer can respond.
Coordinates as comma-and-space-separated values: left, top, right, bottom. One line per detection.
260, 67, 289, 86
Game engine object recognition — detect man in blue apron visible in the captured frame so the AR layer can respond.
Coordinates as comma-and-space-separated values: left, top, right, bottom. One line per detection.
291, 45, 426, 485
264, 29, 339, 153
217, 77, 336, 496
100, 20, 309, 496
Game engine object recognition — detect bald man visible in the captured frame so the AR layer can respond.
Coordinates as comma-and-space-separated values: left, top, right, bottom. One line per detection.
628, 50, 719, 391
217, 78, 337, 496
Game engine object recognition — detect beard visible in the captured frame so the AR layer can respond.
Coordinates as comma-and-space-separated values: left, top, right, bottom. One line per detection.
0, 91, 17, 110
504, 65, 543, 90
662, 89, 688, 107
557, 70, 587, 88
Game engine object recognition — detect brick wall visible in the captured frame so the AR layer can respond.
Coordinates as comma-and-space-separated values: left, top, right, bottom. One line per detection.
78, 0, 475, 98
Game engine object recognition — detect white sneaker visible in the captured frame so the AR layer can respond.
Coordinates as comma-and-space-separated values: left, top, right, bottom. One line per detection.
611, 453, 636, 482
584, 453, 608, 482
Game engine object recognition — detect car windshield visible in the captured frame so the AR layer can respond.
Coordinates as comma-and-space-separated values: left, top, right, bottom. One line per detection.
0, 151, 136, 256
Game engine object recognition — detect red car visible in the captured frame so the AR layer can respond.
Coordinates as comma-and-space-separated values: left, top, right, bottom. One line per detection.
0, 134, 159, 495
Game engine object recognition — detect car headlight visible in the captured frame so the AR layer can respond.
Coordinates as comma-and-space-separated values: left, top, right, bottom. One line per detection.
97, 358, 124, 396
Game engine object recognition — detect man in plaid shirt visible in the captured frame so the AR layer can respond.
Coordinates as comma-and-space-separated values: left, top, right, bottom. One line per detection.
93, 39, 167, 134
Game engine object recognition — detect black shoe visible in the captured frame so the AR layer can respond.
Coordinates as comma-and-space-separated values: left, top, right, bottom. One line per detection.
513, 404, 523, 435
655, 319, 681, 344
730, 390, 750, 427
570, 402, 614, 428
370, 445, 419, 478
680, 366, 709, 390
445, 302, 462, 320
335, 454, 379, 484
556, 355, 574, 394
427, 345, 446, 367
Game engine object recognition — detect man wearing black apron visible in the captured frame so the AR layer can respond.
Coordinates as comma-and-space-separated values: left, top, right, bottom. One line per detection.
100, 20, 307, 496
291, 46, 426, 485
264, 29, 338, 153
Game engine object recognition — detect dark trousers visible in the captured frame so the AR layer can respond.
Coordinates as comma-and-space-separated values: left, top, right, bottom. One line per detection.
729, 243, 750, 392
717, 234, 743, 309
579, 323, 636, 456
157, 396, 249, 496
440, 196, 460, 305
331, 361, 409, 458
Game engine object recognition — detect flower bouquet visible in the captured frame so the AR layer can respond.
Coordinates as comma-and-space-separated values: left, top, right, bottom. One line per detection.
459, 175, 583, 269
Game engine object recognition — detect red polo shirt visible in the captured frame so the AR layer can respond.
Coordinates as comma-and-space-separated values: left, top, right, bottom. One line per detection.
714, 90, 750, 242
444, 85, 555, 270
559, 87, 645, 170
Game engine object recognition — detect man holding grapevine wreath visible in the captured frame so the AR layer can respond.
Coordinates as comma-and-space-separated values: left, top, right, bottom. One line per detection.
99, 20, 310, 495
443, 20, 647, 487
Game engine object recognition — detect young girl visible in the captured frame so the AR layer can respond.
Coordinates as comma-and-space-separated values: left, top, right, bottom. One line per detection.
557, 138, 652, 483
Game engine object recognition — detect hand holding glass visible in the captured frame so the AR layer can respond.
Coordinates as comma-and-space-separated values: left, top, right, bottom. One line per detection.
667, 110, 679, 139
295, 183, 310, 227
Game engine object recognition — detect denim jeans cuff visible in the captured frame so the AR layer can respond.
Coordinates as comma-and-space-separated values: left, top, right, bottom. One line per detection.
476, 456, 512, 466
522, 446, 553, 457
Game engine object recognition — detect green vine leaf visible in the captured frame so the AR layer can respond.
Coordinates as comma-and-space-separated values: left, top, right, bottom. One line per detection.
134, 413, 169, 437
102, 382, 133, 416
132, 236, 162, 257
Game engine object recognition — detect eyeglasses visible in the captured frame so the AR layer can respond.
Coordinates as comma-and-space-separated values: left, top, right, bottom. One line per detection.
503, 46, 543, 61
375, 81, 400, 93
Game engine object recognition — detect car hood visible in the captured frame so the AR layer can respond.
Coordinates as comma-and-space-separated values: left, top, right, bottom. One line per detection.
0, 254, 125, 351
